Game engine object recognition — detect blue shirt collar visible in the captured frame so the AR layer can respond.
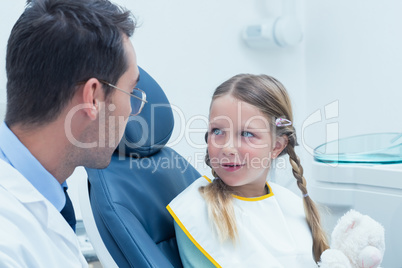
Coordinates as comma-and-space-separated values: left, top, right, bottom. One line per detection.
0, 122, 66, 211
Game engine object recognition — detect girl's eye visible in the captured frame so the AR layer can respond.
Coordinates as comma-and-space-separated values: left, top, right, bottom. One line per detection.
241, 131, 254, 137
212, 128, 223, 135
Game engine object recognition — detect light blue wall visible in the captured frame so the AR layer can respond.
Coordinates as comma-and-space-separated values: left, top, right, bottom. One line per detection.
0, 1, 26, 120
304, 0, 402, 151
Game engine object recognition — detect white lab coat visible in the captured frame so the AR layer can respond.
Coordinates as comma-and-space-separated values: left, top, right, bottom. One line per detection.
0, 159, 88, 267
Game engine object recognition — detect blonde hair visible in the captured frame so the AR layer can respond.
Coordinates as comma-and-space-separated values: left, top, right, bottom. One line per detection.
199, 74, 329, 262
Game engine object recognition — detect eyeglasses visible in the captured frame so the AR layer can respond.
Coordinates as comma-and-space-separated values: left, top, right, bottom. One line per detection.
99, 80, 147, 116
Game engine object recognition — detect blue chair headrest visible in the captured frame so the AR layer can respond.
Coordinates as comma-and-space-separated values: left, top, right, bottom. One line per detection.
117, 67, 174, 157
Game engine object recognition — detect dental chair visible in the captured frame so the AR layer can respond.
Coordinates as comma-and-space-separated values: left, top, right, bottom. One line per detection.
83, 67, 201, 267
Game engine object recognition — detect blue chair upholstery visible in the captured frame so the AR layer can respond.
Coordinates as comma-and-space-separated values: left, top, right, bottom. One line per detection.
85, 67, 200, 268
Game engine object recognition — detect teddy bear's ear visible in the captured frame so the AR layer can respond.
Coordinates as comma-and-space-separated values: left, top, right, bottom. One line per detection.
345, 216, 359, 232
345, 220, 356, 231
335, 209, 363, 234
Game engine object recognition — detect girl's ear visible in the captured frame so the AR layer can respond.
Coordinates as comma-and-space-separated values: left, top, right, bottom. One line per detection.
272, 135, 288, 159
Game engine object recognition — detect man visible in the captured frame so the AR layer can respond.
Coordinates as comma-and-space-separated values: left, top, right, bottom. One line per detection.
0, 0, 142, 266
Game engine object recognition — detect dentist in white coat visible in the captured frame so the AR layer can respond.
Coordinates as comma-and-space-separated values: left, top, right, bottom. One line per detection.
0, 0, 142, 266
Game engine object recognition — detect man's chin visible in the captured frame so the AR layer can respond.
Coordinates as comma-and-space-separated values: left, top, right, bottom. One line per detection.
85, 158, 112, 170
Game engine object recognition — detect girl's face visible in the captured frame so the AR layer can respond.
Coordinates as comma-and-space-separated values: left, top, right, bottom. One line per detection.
208, 94, 285, 197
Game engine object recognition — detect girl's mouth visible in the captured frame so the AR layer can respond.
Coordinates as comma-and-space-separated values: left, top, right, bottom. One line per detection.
221, 163, 244, 172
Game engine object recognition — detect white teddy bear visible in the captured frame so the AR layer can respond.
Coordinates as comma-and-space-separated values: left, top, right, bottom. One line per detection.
319, 209, 385, 268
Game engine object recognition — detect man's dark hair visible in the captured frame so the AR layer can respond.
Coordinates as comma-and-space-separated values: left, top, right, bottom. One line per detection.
5, 0, 136, 127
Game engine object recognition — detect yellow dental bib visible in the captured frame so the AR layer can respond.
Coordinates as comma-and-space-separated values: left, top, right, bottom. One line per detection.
167, 176, 317, 268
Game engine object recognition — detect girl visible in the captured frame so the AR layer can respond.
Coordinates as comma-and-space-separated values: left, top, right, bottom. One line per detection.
167, 74, 328, 267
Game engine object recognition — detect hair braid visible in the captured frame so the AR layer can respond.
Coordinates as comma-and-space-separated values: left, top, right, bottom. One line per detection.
202, 143, 238, 242
286, 143, 329, 262
199, 178, 238, 242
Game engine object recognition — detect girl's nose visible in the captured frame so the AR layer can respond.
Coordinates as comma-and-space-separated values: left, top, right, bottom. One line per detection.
222, 139, 237, 156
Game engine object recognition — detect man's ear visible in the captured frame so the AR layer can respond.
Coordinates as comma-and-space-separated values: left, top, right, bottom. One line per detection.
82, 78, 104, 120
272, 135, 288, 159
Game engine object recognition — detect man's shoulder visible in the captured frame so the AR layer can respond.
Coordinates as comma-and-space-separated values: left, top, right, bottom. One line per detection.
0, 158, 21, 177
0, 183, 87, 267
0, 174, 34, 218
0, 182, 38, 240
